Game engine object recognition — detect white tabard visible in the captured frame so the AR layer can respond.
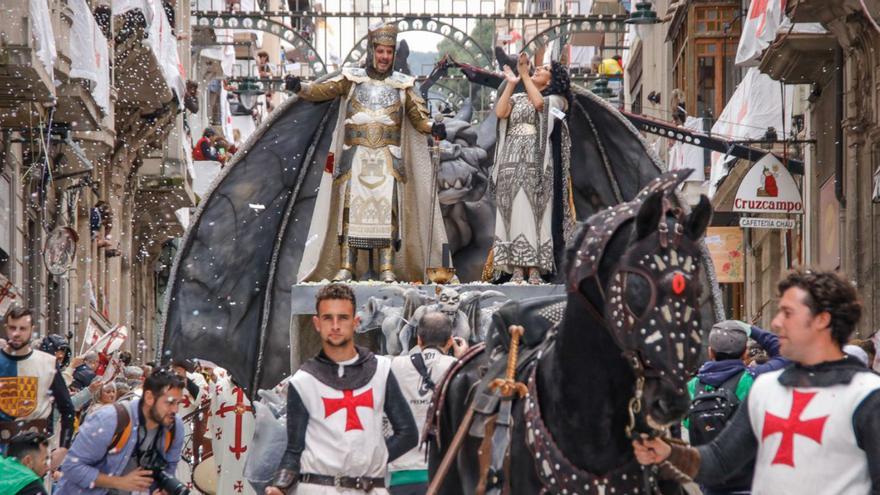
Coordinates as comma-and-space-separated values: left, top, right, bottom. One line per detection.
289, 355, 392, 495
388, 347, 456, 473
748, 369, 880, 495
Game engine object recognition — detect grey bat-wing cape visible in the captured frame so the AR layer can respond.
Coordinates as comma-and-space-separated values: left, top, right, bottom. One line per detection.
160, 83, 722, 394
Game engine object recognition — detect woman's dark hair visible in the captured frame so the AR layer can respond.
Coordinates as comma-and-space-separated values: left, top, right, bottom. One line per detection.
541, 61, 572, 98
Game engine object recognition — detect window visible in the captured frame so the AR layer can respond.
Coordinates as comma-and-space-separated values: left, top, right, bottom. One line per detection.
695, 39, 740, 117
695, 5, 740, 34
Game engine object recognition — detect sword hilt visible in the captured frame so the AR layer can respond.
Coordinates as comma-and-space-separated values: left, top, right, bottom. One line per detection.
489, 325, 528, 398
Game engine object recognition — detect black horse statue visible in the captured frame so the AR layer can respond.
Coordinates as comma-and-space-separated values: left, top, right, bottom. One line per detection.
426, 171, 712, 494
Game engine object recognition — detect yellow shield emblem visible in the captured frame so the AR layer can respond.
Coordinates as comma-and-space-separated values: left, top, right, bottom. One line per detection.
0, 376, 38, 417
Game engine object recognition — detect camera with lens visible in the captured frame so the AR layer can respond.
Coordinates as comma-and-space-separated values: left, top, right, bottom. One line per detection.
140, 447, 190, 495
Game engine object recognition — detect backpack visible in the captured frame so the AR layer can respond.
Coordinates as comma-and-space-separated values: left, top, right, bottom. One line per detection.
686, 371, 744, 446
105, 403, 175, 457
410, 352, 436, 396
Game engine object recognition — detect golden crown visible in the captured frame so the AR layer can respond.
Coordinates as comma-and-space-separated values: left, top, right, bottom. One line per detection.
369, 22, 398, 47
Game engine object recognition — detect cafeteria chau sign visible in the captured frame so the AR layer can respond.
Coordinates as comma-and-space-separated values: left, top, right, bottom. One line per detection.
733, 154, 803, 214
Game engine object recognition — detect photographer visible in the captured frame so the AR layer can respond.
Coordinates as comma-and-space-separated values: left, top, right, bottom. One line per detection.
388, 311, 468, 495
56, 369, 186, 495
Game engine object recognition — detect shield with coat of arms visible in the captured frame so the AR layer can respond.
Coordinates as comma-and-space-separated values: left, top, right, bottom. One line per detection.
0, 376, 38, 417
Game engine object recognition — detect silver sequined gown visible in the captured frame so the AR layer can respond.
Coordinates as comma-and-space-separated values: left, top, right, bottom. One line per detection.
492, 93, 557, 274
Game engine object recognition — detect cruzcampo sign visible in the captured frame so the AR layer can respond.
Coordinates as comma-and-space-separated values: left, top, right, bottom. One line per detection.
733, 154, 803, 214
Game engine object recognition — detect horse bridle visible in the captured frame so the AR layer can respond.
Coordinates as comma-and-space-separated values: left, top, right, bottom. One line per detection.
566, 173, 702, 438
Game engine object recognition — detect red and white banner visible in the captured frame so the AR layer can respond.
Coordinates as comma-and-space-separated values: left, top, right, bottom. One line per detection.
736, 0, 827, 66
84, 324, 128, 357
736, 0, 786, 66
80, 317, 103, 355
0, 275, 22, 319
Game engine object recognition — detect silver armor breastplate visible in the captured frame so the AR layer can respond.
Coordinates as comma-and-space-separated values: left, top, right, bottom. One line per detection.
352, 80, 401, 111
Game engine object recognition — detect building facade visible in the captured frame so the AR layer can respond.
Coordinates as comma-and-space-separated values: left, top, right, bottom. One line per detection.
0, 0, 195, 360
758, 0, 880, 336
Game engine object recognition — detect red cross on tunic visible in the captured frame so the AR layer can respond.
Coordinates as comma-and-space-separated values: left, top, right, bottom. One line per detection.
322, 389, 374, 432
216, 387, 254, 459
234, 480, 244, 493
762, 390, 829, 467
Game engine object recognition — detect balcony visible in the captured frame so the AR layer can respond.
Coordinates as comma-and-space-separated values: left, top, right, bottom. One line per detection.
758, 32, 838, 85
113, 1, 185, 114
0, 0, 58, 126
787, 0, 873, 25
135, 117, 196, 242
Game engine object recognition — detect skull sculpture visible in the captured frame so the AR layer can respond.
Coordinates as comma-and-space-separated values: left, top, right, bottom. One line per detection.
438, 288, 462, 317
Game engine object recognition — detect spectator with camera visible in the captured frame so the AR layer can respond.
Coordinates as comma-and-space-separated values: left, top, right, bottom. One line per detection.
0, 432, 51, 494
388, 311, 468, 495
56, 369, 187, 495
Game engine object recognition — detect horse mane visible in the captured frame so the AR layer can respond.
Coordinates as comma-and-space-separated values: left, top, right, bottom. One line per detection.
562, 217, 635, 295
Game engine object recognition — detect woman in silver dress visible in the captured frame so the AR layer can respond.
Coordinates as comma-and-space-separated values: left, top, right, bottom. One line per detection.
491, 53, 574, 284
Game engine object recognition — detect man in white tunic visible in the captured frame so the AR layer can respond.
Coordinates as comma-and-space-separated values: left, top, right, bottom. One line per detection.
388, 311, 468, 494
633, 270, 880, 494
266, 284, 417, 494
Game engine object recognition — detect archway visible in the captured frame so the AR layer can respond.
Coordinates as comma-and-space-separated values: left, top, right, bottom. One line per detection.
342, 17, 494, 70
193, 12, 329, 77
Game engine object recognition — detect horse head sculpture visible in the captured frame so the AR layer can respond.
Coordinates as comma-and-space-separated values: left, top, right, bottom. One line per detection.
567, 169, 710, 431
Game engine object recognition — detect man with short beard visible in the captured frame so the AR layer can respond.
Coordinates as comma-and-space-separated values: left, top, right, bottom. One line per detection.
0, 306, 74, 468
289, 22, 448, 284
266, 284, 417, 494
56, 368, 186, 494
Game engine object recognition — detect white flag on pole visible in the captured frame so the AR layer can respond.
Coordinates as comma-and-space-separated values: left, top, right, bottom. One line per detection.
85, 324, 129, 356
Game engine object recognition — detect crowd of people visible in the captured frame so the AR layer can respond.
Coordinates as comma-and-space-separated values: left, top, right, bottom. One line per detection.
1, 268, 879, 494
192, 127, 239, 166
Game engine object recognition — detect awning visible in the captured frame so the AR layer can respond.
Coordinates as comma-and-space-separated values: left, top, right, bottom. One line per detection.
70, 0, 111, 114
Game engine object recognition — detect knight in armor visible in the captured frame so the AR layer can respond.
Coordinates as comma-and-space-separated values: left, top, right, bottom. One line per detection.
0, 306, 74, 464
267, 284, 417, 494
633, 270, 880, 494
291, 22, 448, 283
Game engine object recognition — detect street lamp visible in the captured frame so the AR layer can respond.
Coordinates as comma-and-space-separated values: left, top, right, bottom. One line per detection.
234, 77, 265, 111
625, 2, 661, 25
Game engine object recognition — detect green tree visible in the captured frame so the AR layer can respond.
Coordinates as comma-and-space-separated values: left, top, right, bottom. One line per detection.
432, 20, 496, 118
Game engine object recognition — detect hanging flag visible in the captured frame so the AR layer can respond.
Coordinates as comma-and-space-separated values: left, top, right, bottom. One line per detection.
736, 0, 786, 66
667, 117, 708, 181
708, 68, 793, 197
